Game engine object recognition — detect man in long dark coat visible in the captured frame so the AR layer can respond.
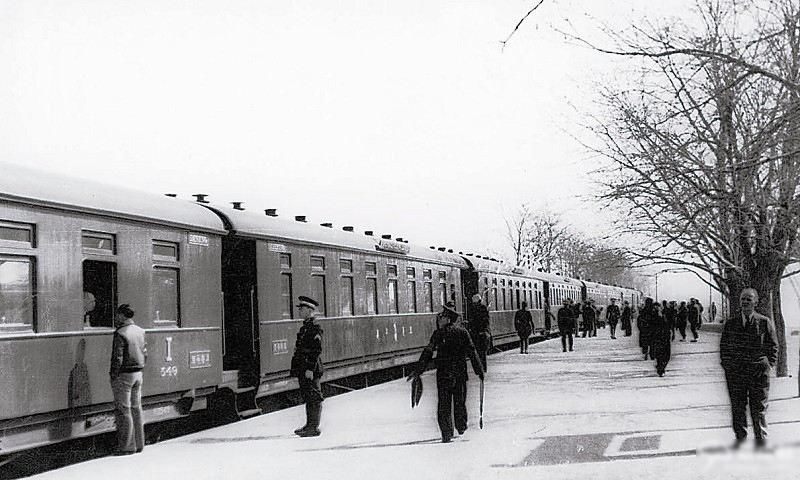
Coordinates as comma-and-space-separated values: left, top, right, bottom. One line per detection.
557, 298, 575, 352
606, 298, 621, 339
638, 298, 654, 360
467, 294, 491, 372
514, 301, 534, 354
620, 301, 633, 337
409, 301, 484, 443
720, 288, 778, 450
291, 296, 325, 437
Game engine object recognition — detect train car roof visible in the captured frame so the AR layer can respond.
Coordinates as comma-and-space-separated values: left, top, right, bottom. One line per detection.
0, 162, 226, 234
205, 204, 469, 267
529, 270, 584, 287
461, 256, 517, 275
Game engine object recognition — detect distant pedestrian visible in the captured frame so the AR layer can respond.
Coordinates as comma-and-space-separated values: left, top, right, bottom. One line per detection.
711, 301, 718, 323
676, 301, 688, 341
468, 294, 491, 372
557, 299, 575, 352
581, 301, 597, 338
408, 301, 484, 443
651, 303, 672, 376
621, 301, 633, 337
291, 296, 325, 437
606, 298, 620, 339
688, 298, 703, 342
720, 288, 778, 451
664, 301, 677, 341
514, 302, 534, 354
110, 304, 147, 455
638, 298, 654, 360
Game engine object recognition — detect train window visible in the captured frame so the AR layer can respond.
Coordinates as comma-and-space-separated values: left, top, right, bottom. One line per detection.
280, 253, 292, 269
0, 221, 35, 247
311, 275, 327, 316
407, 281, 417, 313
152, 267, 180, 326
365, 262, 377, 275
388, 279, 399, 314
0, 256, 35, 331
340, 276, 354, 316
83, 260, 116, 328
438, 271, 446, 281
366, 278, 378, 314
406, 267, 415, 279
153, 240, 179, 262
340, 259, 352, 274
502, 289, 506, 310
82, 231, 116, 255
439, 283, 447, 308
423, 282, 433, 312
516, 289, 521, 308
493, 287, 498, 311
280, 273, 293, 318
450, 284, 456, 303
483, 277, 489, 304
310, 256, 325, 271
387, 264, 397, 276
423, 269, 432, 280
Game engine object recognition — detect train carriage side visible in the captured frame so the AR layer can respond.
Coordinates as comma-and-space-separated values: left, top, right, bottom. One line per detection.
461, 258, 548, 343
0, 164, 225, 455
203, 205, 467, 408
533, 272, 582, 334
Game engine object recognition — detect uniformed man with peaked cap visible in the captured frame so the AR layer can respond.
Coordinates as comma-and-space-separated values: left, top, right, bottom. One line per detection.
291, 296, 325, 437
409, 301, 484, 443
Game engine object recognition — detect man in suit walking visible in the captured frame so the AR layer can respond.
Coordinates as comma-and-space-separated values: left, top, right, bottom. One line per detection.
720, 288, 778, 451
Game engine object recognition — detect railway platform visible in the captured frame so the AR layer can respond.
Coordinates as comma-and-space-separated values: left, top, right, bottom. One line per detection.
29, 329, 800, 480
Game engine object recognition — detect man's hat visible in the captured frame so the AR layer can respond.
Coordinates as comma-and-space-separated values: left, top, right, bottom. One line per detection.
442, 300, 458, 315
297, 296, 319, 309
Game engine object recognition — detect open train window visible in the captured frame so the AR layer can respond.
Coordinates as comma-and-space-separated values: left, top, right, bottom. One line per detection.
407, 281, 417, 313
0, 255, 36, 332
311, 275, 327, 316
423, 282, 433, 312
388, 279, 399, 313
366, 277, 378, 314
340, 276, 354, 316
280, 273, 293, 318
83, 260, 116, 328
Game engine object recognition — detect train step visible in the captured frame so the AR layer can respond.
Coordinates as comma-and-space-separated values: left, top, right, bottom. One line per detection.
238, 408, 262, 419
233, 386, 257, 394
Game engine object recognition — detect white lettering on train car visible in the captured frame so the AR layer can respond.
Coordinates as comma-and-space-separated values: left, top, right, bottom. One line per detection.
188, 234, 209, 246
268, 243, 288, 253
164, 337, 173, 362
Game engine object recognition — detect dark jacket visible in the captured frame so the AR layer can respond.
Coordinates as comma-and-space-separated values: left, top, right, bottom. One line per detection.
606, 304, 621, 323
720, 312, 778, 369
468, 303, 491, 336
110, 320, 147, 378
291, 317, 324, 379
514, 309, 534, 336
415, 320, 483, 380
557, 306, 575, 331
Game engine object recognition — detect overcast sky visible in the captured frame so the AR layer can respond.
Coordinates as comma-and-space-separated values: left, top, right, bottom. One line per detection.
3, 0, 797, 318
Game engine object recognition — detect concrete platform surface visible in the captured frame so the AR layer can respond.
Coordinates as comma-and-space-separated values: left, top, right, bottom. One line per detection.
29, 330, 800, 480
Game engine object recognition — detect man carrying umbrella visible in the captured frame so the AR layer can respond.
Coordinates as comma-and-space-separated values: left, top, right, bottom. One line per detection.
408, 301, 484, 443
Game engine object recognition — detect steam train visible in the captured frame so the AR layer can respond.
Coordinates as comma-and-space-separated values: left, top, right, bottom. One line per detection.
0, 163, 640, 455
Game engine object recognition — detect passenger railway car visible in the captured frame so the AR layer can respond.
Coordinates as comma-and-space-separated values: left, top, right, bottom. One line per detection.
0, 163, 640, 455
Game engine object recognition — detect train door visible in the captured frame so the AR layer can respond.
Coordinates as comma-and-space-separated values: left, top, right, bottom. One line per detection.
221, 236, 260, 387
460, 268, 478, 323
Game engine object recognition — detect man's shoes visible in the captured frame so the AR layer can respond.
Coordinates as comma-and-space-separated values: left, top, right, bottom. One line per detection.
297, 428, 321, 437
457, 428, 466, 435
294, 425, 308, 435
441, 436, 452, 443
569, 348, 573, 351
754, 439, 773, 452
690, 339, 698, 342
732, 438, 745, 450
563, 349, 567, 353
113, 450, 136, 456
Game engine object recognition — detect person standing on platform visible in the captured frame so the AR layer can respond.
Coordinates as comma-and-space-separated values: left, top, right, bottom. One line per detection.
468, 294, 491, 372
291, 296, 325, 437
408, 301, 484, 443
676, 301, 689, 341
544, 299, 555, 334
514, 301, 534, 354
109, 304, 147, 455
664, 301, 678, 342
711, 301, 718, 323
720, 288, 778, 450
651, 302, 672, 376
688, 298, 703, 342
621, 300, 633, 337
638, 298, 654, 360
581, 300, 596, 338
558, 298, 575, 352
606, 298, 620, 339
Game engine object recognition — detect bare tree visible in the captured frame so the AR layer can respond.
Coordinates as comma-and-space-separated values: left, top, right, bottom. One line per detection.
582, 0, 800, 376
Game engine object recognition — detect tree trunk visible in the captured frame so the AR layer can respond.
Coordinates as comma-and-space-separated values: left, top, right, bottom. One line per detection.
771, 277, 788, 377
